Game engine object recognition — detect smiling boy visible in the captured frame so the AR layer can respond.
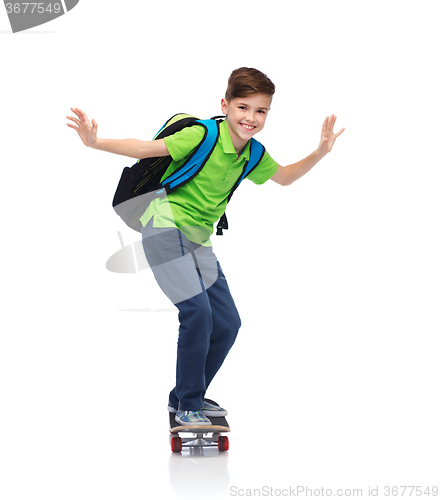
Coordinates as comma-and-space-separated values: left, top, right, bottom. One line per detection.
220, 92, 271, 151
67, 67, 344, 426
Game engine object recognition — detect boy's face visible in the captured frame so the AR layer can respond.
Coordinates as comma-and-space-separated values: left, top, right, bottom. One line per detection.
221, 93, 272, 152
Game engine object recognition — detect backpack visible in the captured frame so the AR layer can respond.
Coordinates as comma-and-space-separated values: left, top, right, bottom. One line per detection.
112, 113, 265, 234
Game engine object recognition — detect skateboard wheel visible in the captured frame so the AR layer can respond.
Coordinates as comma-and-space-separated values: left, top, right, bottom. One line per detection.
171, 436, 182, 453
218, 436, 229, 452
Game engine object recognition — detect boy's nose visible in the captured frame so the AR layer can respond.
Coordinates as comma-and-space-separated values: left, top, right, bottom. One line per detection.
246, 111, 256, 122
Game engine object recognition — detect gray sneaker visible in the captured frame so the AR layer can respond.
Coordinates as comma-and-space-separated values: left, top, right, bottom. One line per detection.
168, 400, 228, 417
175, 410, 212, 426
201, 400, 228, 417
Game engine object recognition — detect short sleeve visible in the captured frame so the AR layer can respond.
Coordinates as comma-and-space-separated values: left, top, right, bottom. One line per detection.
246, 149, 279, 185
163, 125, 205, 162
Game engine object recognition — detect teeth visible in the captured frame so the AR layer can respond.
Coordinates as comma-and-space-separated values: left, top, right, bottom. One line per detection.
241, 124, 255, 130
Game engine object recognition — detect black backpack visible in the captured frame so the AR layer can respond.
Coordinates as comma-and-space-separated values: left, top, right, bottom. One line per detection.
112, 113, 265, 234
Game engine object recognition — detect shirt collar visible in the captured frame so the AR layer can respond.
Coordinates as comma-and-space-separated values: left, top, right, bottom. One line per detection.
219, 119, 251, 160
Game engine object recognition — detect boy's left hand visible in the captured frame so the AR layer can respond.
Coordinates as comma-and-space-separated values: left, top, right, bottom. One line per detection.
318, 114, 345, 155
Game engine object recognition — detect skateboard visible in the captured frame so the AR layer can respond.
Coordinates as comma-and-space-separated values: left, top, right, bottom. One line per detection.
169, 398, 230, 453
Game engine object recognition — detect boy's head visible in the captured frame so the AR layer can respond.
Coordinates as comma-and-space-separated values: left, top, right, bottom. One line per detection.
221, 68, 275, 151
224, 67, 275, 102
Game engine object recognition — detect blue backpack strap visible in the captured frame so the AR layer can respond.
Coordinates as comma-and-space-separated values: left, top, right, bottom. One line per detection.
246, 138, 265, 177
227, 137, 265, 201
217, 138, 265, 235
161, 119, 220, 192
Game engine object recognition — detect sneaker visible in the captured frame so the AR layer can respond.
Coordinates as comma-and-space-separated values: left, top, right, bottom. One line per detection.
175, 410, 212, 426
201, 400, 228, 417
168, 400, 228, 417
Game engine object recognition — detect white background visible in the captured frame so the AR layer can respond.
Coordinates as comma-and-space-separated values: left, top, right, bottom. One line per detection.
1, 1, 439, 499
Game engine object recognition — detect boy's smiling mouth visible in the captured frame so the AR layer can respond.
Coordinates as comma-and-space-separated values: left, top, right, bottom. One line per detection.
239, 123, 256, 131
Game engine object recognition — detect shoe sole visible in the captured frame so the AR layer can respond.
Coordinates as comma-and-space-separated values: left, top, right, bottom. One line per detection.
175, 418, 212, 426
168, 406, 228, 418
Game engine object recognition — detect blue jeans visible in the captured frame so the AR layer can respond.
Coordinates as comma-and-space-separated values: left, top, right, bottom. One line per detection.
141, 218, 241, 411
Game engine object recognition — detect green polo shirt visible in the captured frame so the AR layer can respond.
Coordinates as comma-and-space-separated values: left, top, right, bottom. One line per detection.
139, 119, 278, 245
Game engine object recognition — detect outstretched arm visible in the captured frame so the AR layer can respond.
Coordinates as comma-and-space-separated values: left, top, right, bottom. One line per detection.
66, 107, 170, 159
271, 114, 345, 186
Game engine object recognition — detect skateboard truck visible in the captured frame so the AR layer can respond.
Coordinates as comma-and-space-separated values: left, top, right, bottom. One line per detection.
169, 432, 229, 453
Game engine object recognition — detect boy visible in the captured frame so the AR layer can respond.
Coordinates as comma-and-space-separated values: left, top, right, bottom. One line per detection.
67, 67, 344, 425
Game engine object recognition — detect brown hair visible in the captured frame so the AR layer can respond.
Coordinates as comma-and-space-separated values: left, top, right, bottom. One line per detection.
225, 67, 275, 102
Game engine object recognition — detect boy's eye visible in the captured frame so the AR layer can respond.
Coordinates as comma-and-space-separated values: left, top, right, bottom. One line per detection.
258, 110, 266, 114
239, 106, 246, 110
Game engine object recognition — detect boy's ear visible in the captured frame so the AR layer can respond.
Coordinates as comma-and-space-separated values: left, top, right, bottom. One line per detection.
220, 98, 228, 115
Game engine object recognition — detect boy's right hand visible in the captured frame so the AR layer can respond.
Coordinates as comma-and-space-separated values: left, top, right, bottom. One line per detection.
66, 107, 98, 148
